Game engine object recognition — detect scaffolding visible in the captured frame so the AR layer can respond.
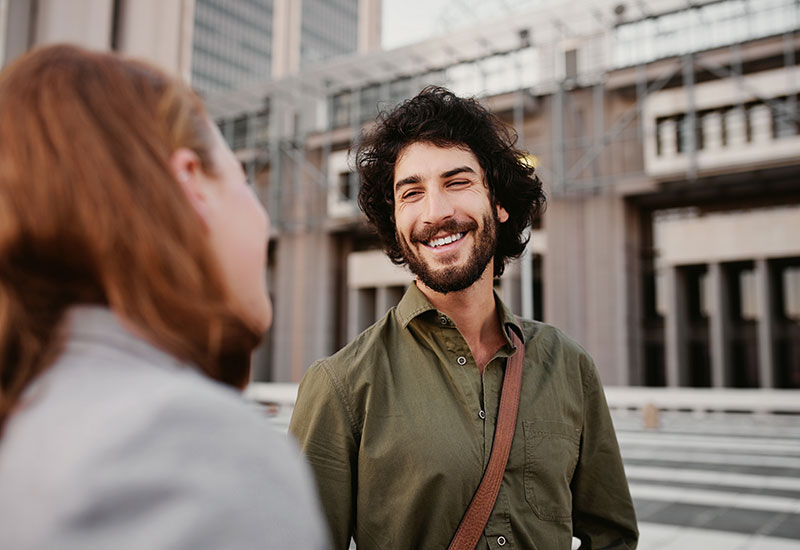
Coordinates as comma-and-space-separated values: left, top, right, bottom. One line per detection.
205, 0, 799, 230
202, 0, 800, 385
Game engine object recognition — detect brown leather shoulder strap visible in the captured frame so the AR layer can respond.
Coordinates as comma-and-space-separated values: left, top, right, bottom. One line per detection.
449, 322, 525, 550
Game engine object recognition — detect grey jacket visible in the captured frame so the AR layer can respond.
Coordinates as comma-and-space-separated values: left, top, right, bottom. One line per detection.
0, 306, 328, 550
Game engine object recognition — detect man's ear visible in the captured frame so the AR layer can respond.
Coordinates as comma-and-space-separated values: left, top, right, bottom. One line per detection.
496, 203, 510, 223
169, 148, 211, 228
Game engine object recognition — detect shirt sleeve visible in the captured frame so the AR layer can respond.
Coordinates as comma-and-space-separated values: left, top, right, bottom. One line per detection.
290, 360, 359, 550
571, 355, 639, 549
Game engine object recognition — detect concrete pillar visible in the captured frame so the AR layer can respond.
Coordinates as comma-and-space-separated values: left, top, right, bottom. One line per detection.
520, 246, 534, 320
115, 0, 195, 79
376, 286, 392, 319
624, 207, 645, 387
271, 234, 296, 382
500, 256, 521, 315
664, 266, 689, 387
346, 249, 413, 336
2, 0, 31, 66
347, 288, 360, 341
0, 0, 9, 63
708, 263, 731, 387
272, 0, 302, 78
544, 195, 631, 385
375, 286, 405, 319
755, 259, 776, 388
543, 199, 586, 345
272, 231, 337, 382
725, 108, 747, 147
358, 0, 381, 54
750, 105, 772, 144
348, 287, 375, 341
658, 118, 677, 157
34, 0, 114, 50
251, 265, 276, 382
703, 111, 723, 152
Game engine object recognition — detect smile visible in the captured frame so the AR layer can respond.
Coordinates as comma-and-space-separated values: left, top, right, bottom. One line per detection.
425, 232, 465, 248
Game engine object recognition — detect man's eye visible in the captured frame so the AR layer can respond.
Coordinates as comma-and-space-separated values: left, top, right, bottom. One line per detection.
402, 190, 421, 200
448, 180, 469, 187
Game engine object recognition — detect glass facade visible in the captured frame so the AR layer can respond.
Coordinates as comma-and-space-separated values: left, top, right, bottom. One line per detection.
612, 0, 800, 68
327, 46, 540, 130
191, 0, 274, 96
300, 0, 359, 69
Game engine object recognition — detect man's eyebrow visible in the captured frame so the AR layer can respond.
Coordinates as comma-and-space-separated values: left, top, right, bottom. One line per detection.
394, 166, 478, 191
441, 166, 477, 178
394, 175, 420, 191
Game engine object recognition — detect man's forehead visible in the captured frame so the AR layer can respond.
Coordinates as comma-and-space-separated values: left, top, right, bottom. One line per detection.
394, 142, 482, 181
396, 141, 476, 161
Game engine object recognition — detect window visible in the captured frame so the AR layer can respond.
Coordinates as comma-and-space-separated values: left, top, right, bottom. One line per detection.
232, 115, 249, 150
772, 95, 799, 139
331, 91, 352, 129
359, 85, 381, 124
337, 171, 355, 201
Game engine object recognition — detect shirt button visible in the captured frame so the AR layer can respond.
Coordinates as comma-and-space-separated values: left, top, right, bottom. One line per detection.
479, 410, 486, 420
497, 535, 506, 546
456, 356, 467, 366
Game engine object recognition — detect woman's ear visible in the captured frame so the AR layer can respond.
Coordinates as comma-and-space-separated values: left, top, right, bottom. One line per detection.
170, 148, 211, 228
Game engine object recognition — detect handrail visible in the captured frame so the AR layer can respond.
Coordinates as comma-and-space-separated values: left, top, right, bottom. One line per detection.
245, 382, 800, 415
603, 387, 800, 414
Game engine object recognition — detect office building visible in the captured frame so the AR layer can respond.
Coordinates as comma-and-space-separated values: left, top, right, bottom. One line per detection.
191, 0, 359, 96
207, 0, 800, 389
0, 0, 193, 77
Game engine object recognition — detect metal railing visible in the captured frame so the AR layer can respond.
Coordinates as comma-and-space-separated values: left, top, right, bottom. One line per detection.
246, 382, 800, 416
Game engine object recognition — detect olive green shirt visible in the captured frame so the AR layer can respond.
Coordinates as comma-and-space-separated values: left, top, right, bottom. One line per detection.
290, 283, 638, 550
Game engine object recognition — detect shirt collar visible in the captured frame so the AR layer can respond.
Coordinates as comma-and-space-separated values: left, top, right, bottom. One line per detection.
396, 282, 524, 346
396, 282, 438, 328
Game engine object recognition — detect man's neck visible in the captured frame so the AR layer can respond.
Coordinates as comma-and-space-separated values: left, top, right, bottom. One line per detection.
416, 267, 506, 372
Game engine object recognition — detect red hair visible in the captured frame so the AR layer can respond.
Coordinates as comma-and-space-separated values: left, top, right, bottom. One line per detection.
0, 45, 259, 434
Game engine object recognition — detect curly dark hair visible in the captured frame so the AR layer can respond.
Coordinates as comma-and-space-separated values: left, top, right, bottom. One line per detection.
356, 86, 546, 277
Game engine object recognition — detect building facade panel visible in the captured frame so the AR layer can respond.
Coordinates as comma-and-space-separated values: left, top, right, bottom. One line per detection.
203, 0, 800, 389
0, 0, 191, 75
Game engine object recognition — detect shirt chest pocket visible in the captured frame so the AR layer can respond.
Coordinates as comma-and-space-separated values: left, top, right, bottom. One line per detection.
522, 420, 581, 522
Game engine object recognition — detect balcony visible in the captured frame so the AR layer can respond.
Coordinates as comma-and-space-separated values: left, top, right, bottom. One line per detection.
644, 67, 800, 179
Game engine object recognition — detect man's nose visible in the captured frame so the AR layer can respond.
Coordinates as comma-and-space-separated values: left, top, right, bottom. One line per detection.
422, 187, 455, 224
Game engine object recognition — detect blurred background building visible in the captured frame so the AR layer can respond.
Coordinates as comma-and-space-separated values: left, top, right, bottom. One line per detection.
190, 0, 360, 95
1, 0, 798, 391
0, 0, 195, 77
2, 2, 798, 547
202, 0, 800, 389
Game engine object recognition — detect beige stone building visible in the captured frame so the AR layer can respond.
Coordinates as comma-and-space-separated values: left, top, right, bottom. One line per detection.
205, 0, 800, 390
3, 0, 797, 390
0, 0, 194, 76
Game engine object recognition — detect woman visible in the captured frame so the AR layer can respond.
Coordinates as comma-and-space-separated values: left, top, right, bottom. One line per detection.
0, 45, 326, 549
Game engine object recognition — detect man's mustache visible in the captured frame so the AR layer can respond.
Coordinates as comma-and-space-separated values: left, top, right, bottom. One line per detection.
410, 218, 478, 244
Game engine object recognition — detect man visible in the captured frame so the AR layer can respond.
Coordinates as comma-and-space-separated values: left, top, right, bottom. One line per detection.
290, 86, 638, 550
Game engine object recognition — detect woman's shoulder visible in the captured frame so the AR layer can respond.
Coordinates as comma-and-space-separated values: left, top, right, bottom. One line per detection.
1, 308, 279, 479
0, 309, 327, 549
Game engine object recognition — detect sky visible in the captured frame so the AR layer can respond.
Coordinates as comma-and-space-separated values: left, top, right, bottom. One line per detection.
381, 0, 554, 50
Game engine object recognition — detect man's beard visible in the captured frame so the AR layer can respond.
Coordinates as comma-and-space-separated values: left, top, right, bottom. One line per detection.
397, 212, 499, 294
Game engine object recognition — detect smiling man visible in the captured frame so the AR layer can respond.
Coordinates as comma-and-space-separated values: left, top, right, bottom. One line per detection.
289, 87, 638, 550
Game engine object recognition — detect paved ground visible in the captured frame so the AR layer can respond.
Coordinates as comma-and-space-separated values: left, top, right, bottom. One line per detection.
613, 410, 800, 549
268, 409, 800, 549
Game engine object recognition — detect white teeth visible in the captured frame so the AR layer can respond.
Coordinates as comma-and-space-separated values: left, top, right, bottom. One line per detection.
427, 232, 464, 248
